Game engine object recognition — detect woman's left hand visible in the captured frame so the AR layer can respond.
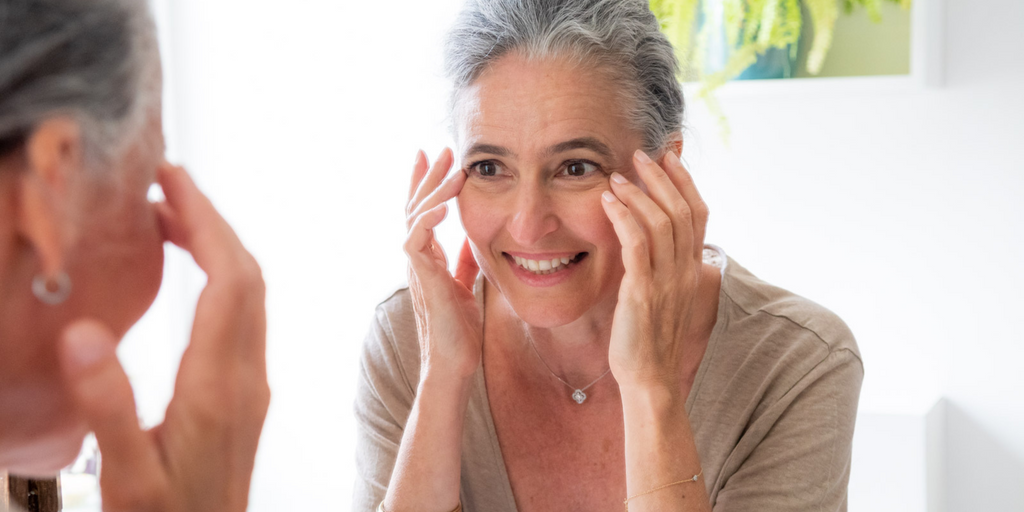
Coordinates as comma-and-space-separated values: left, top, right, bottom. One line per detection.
600, 149, 709, 392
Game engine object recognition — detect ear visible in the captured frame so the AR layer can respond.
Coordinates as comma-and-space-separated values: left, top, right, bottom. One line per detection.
16, 117, 83, 278
665, 132, 683, 159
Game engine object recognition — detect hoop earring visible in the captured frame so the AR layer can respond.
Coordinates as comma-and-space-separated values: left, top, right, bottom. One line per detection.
32, 272, 72, 305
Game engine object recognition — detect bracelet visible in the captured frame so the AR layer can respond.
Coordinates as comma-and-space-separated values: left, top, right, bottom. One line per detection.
623, 468, 703, 511
378, 500, 462, 512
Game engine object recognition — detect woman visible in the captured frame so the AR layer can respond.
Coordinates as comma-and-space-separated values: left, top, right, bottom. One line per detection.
354, 0, 863, 511
0, 0, 268, 510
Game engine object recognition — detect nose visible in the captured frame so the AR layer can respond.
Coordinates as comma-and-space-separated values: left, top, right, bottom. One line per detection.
507, 182, 559, 246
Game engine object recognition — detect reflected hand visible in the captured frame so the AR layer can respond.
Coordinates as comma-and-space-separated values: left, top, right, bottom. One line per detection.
59, 164, 269, 512
404, 149, 481, 379
600, 150, 709, 391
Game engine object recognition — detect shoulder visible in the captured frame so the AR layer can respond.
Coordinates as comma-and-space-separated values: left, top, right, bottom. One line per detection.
719, 256, 860, 364
361, 286, 423, 397
372, 285, 416, 341
698, 256, 863, 415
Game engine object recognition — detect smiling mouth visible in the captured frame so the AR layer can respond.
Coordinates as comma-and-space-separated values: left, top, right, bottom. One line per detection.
505, 252, 588, 275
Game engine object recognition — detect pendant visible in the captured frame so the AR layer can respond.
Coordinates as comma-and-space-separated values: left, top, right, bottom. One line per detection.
572, 389, 587, 404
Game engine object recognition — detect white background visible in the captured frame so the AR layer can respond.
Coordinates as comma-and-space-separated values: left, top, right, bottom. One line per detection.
122, 0, 1024, 510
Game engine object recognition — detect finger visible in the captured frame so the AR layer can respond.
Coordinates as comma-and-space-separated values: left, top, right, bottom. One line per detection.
633, 150, 694, 265
608, 170, 674, 272
408, 150, 429, 203
454, 238, 479, 288
408, 148, 455, 216
659, 153, 710, 262
153, 200, 181, 245
600, 190, 652, 282
59, 320, 163, 507
407, 167, 466, 229
157, 164, 257, 281
158, 164, 266, 368
404, 203, 449, 273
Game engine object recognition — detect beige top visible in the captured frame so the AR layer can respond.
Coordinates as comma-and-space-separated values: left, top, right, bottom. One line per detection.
353, 249, 863, 511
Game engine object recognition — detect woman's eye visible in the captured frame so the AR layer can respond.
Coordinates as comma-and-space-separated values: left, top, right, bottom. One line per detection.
561, 161, 598, 177
472, 161, 502, 177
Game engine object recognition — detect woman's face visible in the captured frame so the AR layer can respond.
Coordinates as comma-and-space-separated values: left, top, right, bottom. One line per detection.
456, 53, 646, 328
72, 109, 166, 337
0, 106, 166, 474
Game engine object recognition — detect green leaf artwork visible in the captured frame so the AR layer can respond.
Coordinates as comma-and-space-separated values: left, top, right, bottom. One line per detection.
650, 0, 911, 139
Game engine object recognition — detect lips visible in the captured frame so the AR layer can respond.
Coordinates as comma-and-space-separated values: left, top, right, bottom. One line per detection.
504, 252, 587, 276
513, 253, 583, 274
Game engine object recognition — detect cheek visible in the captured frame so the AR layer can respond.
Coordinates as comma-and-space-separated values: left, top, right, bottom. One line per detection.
122, 197, 164, 292
557, 189, 620, 251
457, 187, 506, 249
113, 199, 164, 332
78, 191, 165, 334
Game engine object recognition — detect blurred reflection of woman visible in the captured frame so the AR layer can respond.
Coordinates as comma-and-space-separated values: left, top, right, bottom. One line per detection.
354, 0, 863, 511
0, 1, 268, 510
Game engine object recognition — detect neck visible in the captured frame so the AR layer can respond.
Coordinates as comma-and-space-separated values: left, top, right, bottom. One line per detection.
487, 262, 723, 384
0, 171, 69, 455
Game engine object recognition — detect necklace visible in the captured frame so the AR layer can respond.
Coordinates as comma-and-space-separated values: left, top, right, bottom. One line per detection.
526, 334, 612, 404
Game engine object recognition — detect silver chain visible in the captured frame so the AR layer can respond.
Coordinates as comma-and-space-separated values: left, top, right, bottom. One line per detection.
525, 333, 612, 397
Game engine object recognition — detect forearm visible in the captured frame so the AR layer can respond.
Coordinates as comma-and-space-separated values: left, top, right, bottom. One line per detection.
621, 385, 711, 512
383, 372, 472, 512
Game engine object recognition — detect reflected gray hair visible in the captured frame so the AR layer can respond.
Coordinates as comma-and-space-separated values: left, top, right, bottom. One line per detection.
0, 0, 159, 166
444, 0, 683, 153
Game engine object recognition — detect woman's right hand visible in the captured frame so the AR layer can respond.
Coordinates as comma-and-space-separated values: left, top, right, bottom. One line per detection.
404, 148, 481, 381
58, 164, 269, 512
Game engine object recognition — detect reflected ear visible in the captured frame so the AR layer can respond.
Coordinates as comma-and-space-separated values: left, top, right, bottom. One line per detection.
665, 132, 683, 159
16, 117, 83, 278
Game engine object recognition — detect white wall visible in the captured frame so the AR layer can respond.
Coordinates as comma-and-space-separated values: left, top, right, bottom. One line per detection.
129, 0, 1023, 510
141, 1, 466, 510
682, 0, 1024, 509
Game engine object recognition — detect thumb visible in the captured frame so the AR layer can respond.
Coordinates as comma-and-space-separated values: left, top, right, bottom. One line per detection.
454, 238, 479, 288
59, 320, 162, 504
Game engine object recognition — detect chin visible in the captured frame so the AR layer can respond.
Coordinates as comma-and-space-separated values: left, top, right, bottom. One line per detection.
507, 298, 593, 329
1, 430, 87, 477
0, 401, 89, 477
481, 258, 621, 330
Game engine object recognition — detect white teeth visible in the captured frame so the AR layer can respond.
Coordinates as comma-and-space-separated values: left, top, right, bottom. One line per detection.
512, 254, 580, 275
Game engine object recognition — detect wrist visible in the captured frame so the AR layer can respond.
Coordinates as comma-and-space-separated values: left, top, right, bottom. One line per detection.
419, 366, 476, 399
420, 346, 481, 383
619, 382, 685, 419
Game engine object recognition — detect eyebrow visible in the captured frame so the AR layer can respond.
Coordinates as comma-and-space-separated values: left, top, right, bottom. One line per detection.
547, 137, 614, 158
463, 137, 614, 161
464, 143, 514, 159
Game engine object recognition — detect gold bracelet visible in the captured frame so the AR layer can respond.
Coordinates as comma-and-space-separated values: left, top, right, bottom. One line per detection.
623, 468, 703, 511
378, 500, 462, 512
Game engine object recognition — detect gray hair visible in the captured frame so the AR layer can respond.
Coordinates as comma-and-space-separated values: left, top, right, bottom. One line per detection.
444, 0, 684, 153
0, 0, 159, 167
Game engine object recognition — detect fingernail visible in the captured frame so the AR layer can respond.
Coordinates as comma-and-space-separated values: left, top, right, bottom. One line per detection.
415, 150, 425, 164
602, 191, 617, 203
634, 150, 652, 164
62, 322, 115, 373
610, 172, 628, 184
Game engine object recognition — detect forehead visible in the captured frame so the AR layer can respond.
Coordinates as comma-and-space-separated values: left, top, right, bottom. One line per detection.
455, 53, 636, 156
